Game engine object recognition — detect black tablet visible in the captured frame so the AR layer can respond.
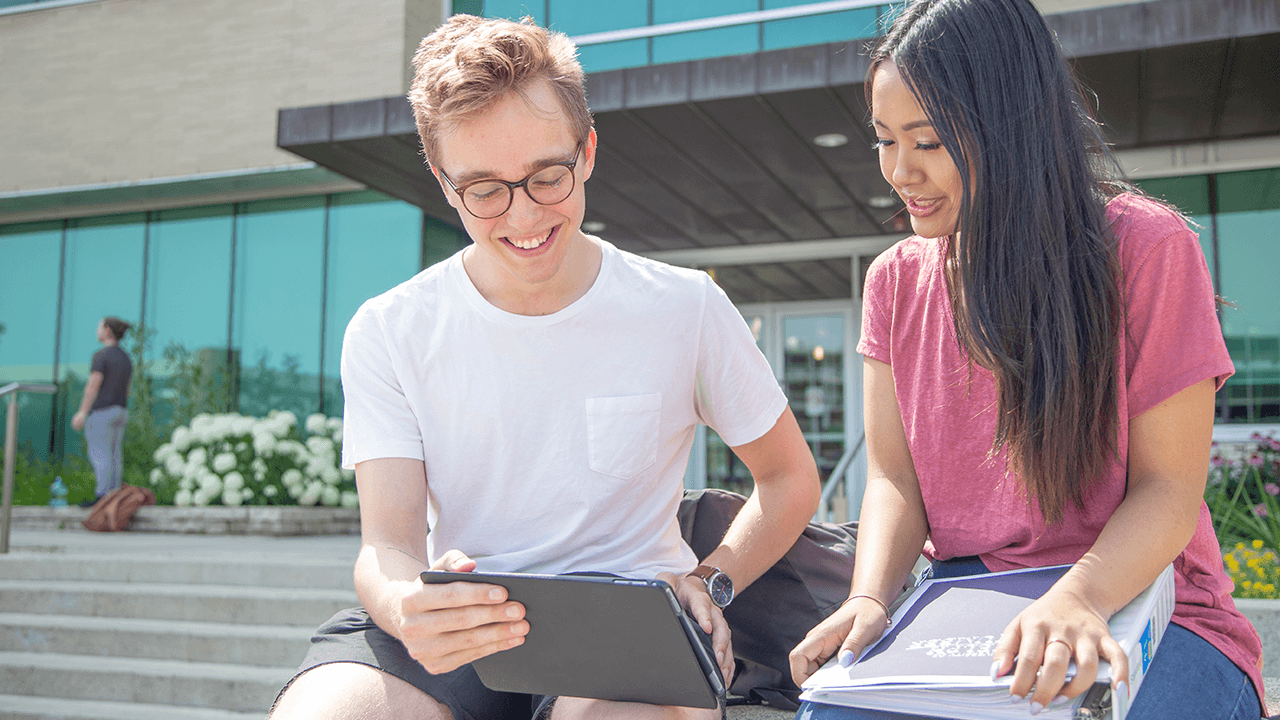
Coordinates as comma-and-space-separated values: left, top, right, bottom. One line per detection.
420, 570, 724, 709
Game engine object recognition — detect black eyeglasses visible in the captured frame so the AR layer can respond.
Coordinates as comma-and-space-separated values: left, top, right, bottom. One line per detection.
438, 142, 583, 220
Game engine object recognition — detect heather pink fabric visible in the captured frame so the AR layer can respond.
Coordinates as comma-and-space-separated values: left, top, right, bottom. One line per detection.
858, 193, 1264, 705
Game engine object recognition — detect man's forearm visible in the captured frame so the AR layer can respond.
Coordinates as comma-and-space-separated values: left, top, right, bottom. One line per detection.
353, 543, 431, 639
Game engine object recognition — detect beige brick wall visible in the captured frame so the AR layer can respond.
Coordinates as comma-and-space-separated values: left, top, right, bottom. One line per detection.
0, 0, 446, 194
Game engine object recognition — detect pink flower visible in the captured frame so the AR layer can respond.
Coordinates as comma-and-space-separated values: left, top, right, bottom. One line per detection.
1255, 504, 1269, 518
1266, 483, 1280, 496
1248, 455, 1264, 467
1210, 456, 1226, 467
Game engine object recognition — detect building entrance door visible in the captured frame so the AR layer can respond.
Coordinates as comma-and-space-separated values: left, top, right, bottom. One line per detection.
688, 300, 862, 511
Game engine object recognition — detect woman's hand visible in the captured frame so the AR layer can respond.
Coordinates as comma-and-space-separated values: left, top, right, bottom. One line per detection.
788, 595, 891, 686
990, 584, 1128, 713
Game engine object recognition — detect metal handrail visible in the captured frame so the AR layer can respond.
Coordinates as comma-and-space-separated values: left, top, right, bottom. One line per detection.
816, 432, 865, 523
2, 382, 59, 554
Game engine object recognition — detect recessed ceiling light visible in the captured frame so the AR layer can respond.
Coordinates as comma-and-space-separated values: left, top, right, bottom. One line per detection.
582, 220, 606, 233
868, 195, 896, 208
813, 133, 849, 148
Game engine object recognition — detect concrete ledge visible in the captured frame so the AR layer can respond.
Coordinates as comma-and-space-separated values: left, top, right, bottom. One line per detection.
6, 506, 359, 536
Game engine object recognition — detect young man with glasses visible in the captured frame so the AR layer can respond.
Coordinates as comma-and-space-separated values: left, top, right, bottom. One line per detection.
270, 14, 820, 720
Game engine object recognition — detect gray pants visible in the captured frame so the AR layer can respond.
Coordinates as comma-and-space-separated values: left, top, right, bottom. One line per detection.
85, 406, 128, 497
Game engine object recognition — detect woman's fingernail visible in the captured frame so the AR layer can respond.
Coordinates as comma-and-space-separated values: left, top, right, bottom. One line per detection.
838, 650, 856, 667
989, 660, 1000, 680
1030, 701, 1043, 715
1010, 693, 1025, 704
1052, 695, 1067, 706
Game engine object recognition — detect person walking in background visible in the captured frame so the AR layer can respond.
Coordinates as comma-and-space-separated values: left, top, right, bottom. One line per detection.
787, 0, 1265, 718
71, 316, 133, 506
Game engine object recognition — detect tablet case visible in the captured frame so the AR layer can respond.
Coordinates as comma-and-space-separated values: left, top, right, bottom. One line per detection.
420, 571, 724, 709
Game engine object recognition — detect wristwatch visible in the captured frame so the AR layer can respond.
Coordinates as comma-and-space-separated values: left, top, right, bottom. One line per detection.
687, 565, 735, 609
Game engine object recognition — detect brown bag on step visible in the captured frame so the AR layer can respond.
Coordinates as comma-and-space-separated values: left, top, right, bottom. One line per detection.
82, 485, 156, 532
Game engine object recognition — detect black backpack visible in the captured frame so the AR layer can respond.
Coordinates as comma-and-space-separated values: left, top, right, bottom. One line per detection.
677, 488, 870, 710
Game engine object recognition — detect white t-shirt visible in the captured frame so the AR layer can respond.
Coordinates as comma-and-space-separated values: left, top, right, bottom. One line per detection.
340, 239, 787, 578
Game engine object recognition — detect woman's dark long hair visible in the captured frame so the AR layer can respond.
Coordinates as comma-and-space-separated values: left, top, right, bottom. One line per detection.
868, 0, 1127, 523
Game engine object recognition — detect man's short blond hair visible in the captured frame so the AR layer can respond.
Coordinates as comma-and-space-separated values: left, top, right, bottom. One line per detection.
409, 14, 593, 167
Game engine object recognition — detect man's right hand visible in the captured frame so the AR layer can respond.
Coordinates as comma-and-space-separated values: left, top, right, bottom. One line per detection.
399, 549, 529, 675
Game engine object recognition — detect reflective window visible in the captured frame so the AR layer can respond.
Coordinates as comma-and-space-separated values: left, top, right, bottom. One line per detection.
232, 197, 325, 421
1216, 168, 1280, 423
484, 0, 545, 24
653, 0, 757, 64
762, 0, 880, 51
323, 191, 423, 415
782, 314, 846, 479
146, 205, 235, 360
0, 221, 62, 452
422, 216, 470, 269
56, 214, 146, 457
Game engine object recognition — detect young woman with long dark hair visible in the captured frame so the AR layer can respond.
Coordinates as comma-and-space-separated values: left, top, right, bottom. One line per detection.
788, 0, 1265, 717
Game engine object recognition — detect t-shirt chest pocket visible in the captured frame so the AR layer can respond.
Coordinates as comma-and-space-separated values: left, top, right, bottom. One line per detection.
585, 393, 662, 479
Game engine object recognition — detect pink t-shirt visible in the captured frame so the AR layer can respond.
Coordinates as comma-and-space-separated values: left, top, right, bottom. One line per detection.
858, 193, 1264, 705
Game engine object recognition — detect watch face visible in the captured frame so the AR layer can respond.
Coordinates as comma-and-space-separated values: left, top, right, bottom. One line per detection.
708, 572, 734, 608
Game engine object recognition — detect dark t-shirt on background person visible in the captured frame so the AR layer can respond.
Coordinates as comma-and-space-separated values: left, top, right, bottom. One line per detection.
90, 345, 132, 411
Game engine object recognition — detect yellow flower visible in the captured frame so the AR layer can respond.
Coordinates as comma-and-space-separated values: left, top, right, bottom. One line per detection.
1254, 539, 1265, 550
1242, 580, 1253, 588
1236, 542, 1246, 551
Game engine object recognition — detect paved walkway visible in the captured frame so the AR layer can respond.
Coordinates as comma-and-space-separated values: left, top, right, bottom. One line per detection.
4, 528, 1275, 718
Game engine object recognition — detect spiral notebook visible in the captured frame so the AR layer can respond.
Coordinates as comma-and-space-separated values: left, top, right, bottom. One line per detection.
800, 563, 1176, 720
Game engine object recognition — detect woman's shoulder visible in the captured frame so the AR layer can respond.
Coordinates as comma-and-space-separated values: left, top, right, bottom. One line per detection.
1106, 192, 1202, 273
867, 234, 941, 279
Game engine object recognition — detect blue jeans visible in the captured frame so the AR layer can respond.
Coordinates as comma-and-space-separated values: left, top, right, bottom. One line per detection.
797, 558, 1263, 720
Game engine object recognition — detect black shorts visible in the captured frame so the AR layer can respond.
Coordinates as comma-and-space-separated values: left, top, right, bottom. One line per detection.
282, 607, 720, 720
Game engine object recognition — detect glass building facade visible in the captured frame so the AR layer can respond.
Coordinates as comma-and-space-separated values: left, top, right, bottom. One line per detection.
0, 190, 468, 458
453, 0, 893, 73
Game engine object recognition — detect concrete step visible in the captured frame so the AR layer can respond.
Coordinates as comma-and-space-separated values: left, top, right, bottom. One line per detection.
0, 651, 293, 714
0, 693, 262, 720
0, 553, 353, 590
0, 613, 312, 666
0, 579, 356, 626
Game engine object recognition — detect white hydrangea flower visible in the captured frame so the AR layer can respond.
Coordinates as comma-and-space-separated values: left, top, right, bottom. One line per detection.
321, 466, 342, 486
286, 483, 303, 499
252, 432, 277, 456
263, 485, 279, 498
242, 487, 254, 500
231, 415, 255, 436
326, 416, 343, 433
182, 461, 202, 482
222, 488, 243, 506
340, 491, 358, 508
299, 481, 323, 506
223, 471, 245, 491
306, 435, 334, 456
321, 486, 341, 506
331, 428, 343, 444
305, 413, 328, 435
149, 468, 164, 485
179, 477, 196, 492
212, 452, 237, 474
188, 447, 208, 467
281, 468, 304, 487
165, 455, 185, 477
153, 443, 175, 464
274, 410, 297, 427
174, 489, 193, 506
193, 488, 215, 506
199, 474, 223, 495
235, 442, 248, 453
171, 426, 192, 452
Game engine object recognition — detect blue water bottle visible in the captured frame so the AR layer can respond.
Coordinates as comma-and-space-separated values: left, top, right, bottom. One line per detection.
49, 476, 68, 508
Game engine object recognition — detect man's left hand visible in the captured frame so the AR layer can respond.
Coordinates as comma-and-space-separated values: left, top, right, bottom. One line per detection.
660, 571, 735, 685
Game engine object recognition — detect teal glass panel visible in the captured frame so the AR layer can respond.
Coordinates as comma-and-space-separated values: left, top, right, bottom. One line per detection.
0, 221, 61, 457
485, 0, 545, 24
1216, 167, 1280, 215
323, 191, 422, 416
762, 6, 880, 50
548, 0, 646, 35
654, 26, 758, 63
653, 0, 758, 63
453, 0, 483, 15
56, 214, 146, 458
146, 206, 234, 359
1217, 198, 1280, 423
579, 39, 650, 73
1134, 175, 1211, 216
233, 197, 325, 421
422, 215, 470, 269
0, 221, 61, 379
145, 206, 235, 425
